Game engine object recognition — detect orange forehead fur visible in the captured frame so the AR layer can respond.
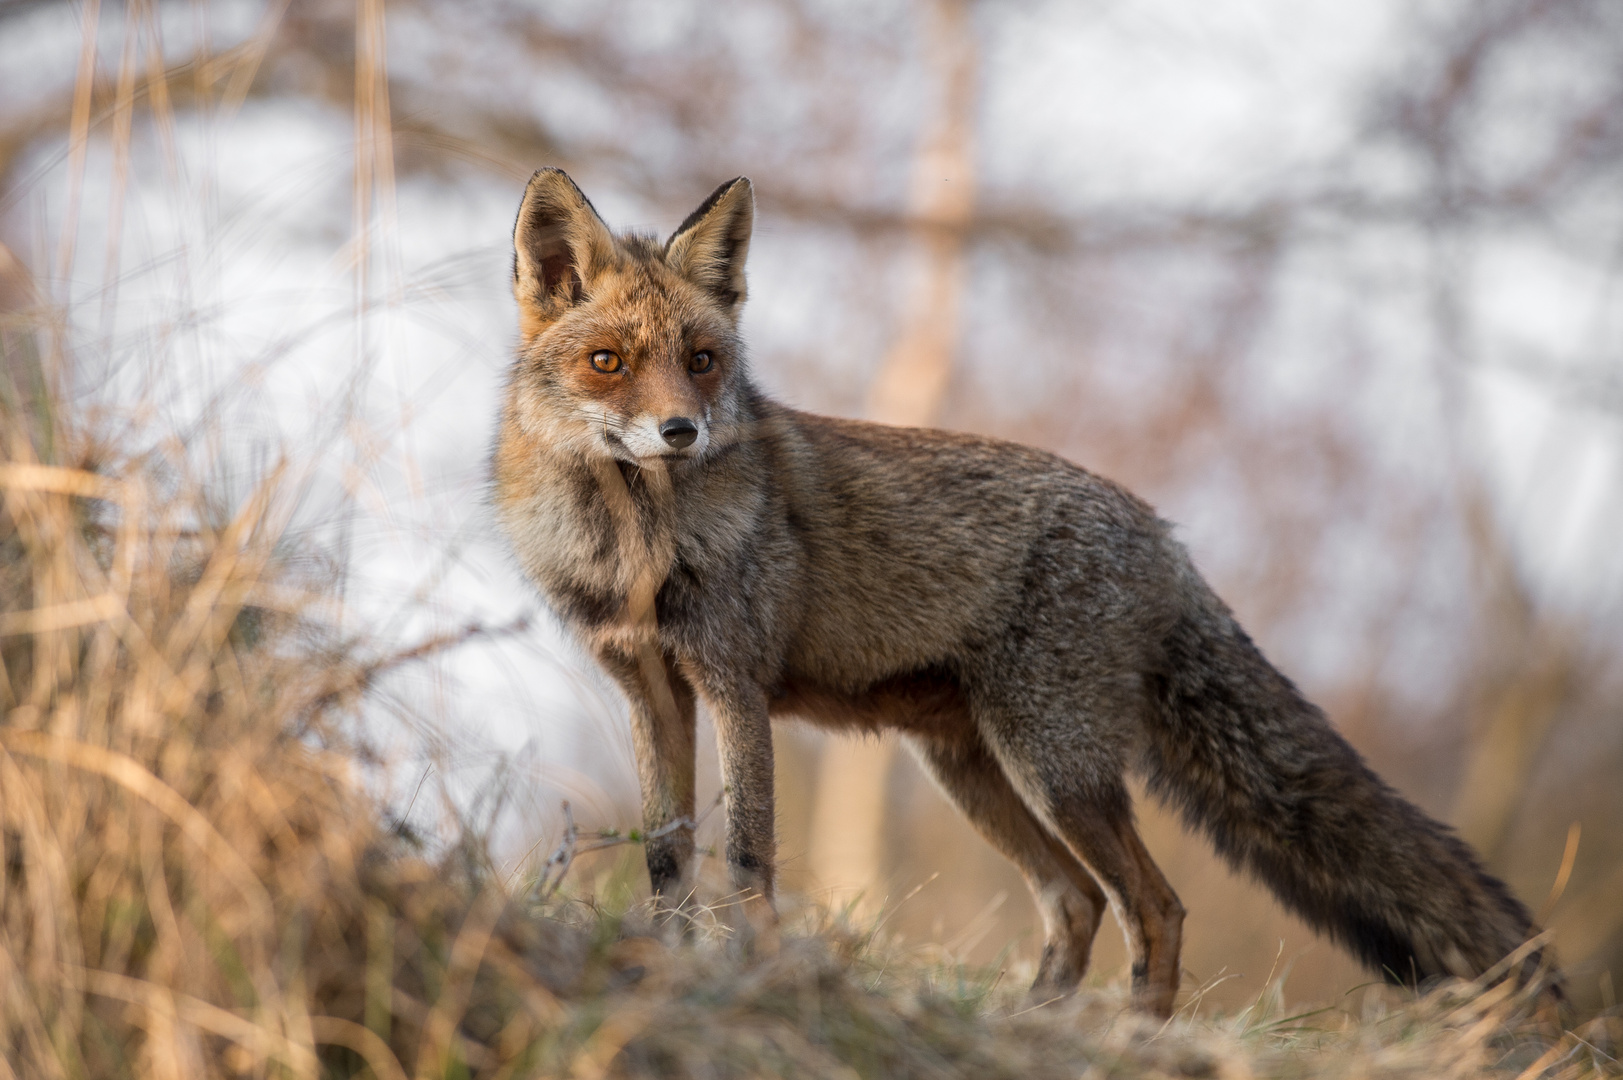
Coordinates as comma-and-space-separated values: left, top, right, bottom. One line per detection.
525, 249, 735, 356
516, 241, 741, 424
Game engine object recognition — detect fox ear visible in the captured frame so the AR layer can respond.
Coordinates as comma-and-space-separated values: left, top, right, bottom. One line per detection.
512, 168, 617, 335
665, 177, 753, 311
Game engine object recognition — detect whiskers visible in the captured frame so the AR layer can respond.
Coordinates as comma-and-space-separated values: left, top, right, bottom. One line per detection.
550, 403, 744, 468
538, 403, 630, 459
576, 405, 630, 440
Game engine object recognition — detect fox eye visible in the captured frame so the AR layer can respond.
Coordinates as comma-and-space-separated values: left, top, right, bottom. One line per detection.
689, 350, 713, 373
590, 350, 622, 373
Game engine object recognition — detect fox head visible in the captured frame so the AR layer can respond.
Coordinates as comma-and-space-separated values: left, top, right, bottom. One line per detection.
506, 168, 754, 464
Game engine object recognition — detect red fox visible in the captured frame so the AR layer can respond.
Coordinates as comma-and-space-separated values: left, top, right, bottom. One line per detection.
493, 168, 1559, 1016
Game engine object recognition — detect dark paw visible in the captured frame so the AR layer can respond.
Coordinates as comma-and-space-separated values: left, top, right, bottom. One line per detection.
1028, 942, 1086, 1000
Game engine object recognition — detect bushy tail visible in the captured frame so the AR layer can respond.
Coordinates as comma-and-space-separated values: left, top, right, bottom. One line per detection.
1142, 573, 1559, 994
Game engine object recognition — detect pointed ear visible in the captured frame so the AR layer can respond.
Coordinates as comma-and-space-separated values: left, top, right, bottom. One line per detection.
512, 168, 618, 334
665, 177, 753, 311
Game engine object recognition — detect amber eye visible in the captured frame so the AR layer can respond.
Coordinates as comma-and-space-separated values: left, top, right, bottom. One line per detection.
590, 350, 622, 373
689, 350, 714, 373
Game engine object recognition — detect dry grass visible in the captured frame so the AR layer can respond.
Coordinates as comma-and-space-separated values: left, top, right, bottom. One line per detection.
0, 322, 1617, 1080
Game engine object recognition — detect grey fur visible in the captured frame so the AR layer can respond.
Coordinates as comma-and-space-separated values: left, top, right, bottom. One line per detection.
493, 169, 1559, 1016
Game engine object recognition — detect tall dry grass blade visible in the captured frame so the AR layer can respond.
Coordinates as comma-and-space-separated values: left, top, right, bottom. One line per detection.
309, 1016, 410, 1080
1540, 822, 1583, 926
55, 0, 101, 295
0, 730, 278, 928
99, 0, 140, 344
218, 0, 294, 124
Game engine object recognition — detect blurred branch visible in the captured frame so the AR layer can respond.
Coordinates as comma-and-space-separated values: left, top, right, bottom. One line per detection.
1489, 348, 1623, 417
808, 0, 977, 910
0, 0, 57, 19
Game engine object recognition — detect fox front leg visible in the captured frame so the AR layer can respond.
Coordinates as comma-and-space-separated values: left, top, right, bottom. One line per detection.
597, 645, 698, 924
704, 680, 780, 957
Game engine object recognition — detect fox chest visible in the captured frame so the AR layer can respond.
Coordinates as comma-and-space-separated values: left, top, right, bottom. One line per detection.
498, 479, 647, 624
497, 470, 751, 644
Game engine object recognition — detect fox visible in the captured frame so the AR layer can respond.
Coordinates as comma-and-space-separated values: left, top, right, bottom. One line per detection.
492, 167, 1560, 1017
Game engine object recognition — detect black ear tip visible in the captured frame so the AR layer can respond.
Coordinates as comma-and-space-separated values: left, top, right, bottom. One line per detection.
523, 167, 583, 200
718, 177, 753, 218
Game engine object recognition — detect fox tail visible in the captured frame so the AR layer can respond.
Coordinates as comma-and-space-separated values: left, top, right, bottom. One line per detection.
1142, 564, 1560, 996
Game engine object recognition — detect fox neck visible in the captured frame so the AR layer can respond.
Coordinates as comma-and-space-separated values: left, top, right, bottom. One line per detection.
583, 452, 678, 645
497, 382, 771, 648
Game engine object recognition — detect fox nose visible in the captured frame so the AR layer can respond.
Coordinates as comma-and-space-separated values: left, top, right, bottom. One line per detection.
659, 417, 699, 449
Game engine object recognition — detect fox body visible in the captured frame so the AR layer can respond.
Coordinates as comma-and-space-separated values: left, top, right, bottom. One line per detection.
493, 169, 1554, 1016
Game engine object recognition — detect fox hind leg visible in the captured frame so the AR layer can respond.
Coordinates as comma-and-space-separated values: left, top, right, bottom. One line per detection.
1053, 801, 1185, 1017
977, 724, 1186, 1017
905, 730, 1108, 999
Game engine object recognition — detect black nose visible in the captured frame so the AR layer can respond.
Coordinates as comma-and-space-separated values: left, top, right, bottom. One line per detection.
659, 417, 699, 449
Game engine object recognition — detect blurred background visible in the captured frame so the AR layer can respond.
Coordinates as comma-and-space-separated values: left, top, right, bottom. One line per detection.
1, 0, 1619, 1015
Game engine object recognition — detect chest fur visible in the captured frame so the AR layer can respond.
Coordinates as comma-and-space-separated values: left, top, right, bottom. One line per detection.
496, 452, 764, 644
